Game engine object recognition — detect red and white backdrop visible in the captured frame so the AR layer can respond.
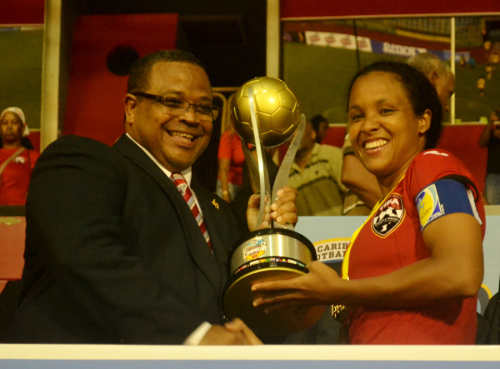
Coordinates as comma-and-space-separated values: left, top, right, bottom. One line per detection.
281, 0, 500, 193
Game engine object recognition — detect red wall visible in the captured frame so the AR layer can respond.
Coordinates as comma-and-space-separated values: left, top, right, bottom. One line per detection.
0, 0, 44, 24
281, 0, 500, 18
323, 125, 488, 193
438, 125, 488, 193
4, 0, 500, 24
63, 14, 178, 145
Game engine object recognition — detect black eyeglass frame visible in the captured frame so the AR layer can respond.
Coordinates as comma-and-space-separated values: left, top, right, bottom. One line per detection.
131, 91, 218, 119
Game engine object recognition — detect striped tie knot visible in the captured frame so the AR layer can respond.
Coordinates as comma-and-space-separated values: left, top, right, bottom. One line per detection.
171, 173, 188, 192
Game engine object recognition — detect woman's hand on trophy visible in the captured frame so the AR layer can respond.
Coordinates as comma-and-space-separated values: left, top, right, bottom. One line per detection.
251, 261, 343, 312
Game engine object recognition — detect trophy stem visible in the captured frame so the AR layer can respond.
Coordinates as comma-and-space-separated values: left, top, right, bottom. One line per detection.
248, 89, 271, 227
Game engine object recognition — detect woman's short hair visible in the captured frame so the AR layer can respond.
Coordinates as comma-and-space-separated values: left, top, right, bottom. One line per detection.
346, 61, 443, 149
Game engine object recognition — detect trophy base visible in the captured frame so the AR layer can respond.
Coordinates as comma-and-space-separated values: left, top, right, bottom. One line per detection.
223, 228, 325, 338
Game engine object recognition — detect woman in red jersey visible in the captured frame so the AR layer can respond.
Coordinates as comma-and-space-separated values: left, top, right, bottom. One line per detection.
252, 61, 485, 344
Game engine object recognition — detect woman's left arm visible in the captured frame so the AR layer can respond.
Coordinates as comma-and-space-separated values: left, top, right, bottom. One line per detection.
252, 212, 483, 309
418, 212, 483, 297
354, 213, 483, 307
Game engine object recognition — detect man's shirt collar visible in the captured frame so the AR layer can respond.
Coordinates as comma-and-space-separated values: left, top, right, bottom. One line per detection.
125, 133, 192, 184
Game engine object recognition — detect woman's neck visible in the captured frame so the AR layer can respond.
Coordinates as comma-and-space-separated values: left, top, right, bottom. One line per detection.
378, 175, 404, 199
378, 151, 420, 198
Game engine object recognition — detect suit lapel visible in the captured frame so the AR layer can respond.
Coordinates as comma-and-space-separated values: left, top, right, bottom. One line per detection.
113, 135, 222, 292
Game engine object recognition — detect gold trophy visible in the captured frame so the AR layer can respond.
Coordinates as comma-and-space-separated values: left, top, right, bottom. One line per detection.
223, 77, 325, 338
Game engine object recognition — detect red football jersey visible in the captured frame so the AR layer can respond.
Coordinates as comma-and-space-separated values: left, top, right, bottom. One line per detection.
344, 149, 485, 344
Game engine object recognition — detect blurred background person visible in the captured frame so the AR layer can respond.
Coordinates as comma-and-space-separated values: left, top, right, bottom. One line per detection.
478, 108, 500, 204
0, 107, 39, 206
216, 95, 245, 203
288, 118, 347, 216
310, 114, 329, 143
407, 52, 455, 114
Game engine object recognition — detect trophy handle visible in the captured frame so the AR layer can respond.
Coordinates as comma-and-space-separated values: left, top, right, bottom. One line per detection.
271, 113, 306, 217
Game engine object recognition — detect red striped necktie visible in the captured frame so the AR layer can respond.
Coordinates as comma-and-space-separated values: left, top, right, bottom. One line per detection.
171, 173, 213, 252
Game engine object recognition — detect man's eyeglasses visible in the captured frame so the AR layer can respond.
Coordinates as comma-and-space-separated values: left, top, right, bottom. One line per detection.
131, 91, 218, 119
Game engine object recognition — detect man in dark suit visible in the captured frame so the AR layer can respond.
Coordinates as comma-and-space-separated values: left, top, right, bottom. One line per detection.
8, 50, 297, 344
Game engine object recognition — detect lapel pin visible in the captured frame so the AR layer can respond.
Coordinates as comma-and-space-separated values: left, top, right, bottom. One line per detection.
211, 198, 220, 210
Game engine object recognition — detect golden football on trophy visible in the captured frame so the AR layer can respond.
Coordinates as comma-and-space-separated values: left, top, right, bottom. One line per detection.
232, 76, 301, 147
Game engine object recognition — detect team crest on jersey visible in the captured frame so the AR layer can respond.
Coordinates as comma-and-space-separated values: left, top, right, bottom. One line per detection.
372, 194, 405, 237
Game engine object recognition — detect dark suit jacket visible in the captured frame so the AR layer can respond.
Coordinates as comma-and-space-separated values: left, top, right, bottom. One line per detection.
8, 135, 244, 343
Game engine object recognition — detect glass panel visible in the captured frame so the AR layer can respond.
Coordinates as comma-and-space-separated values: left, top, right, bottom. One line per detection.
0, 25, 43, 134
282, 16, 500, 124
455, 16, 500, 122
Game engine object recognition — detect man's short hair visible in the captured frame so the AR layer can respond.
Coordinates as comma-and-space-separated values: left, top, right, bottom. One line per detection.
127, 49, 207, 93
407, 52, 452, 80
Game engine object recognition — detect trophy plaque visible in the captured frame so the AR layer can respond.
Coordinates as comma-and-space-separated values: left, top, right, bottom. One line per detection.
223, 77, 325, 338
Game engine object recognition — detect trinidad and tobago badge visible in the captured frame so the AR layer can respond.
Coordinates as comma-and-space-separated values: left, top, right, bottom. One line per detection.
372, 194, 405, 237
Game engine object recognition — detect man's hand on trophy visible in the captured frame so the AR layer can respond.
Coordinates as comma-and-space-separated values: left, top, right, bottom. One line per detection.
250, 261, 342, 313
246, 193, 271, 231
199, 319, 262, 345
246, 186, 298, 231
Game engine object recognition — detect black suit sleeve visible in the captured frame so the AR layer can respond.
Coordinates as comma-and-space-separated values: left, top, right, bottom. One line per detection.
22, 136, 208, 343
